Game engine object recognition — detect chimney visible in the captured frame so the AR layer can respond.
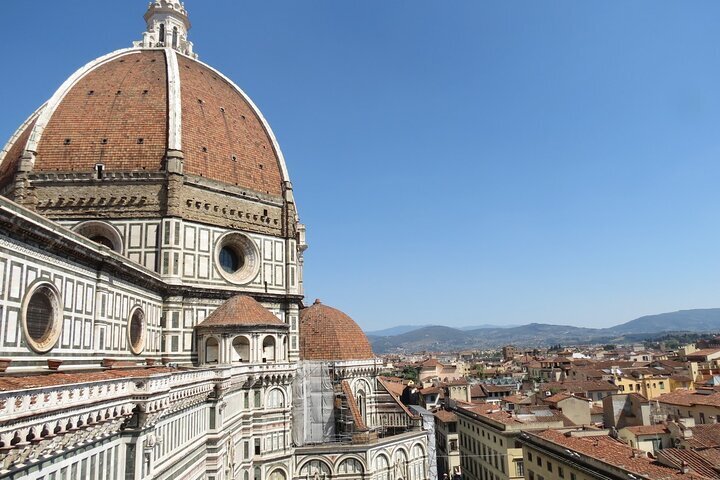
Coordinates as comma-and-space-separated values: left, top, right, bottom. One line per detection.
680, 460, 690, 474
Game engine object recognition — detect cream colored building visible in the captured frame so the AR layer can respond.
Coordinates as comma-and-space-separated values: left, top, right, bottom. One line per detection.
449, 400, 566, 480
519, 429, 698, 480
617, 424, 672, 454
657, 390, 720, 425
435, 410, 461, 479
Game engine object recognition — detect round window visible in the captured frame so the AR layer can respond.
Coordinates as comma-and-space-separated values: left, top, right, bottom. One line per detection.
219, 245, 245, 273
128, 307, 146, 355
214, 232, 260, 284
72, 221, 123, 254
22, 282, 62, 353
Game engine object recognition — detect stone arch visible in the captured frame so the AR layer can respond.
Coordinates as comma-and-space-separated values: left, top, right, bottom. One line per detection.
231, 335, 251, 363
335, 455, 365, 475
267, 467, 288, 480
265, 387, 285, 408
374, 453, 390, 480
72, 220, 124, 254
262, 335, 276, 362
409, 443, 426, 480
205, 336, 219, 364
410, 442, 426, 456
352, 378, 372, 425
298, 458, 332, 478
393, 447, 409, 480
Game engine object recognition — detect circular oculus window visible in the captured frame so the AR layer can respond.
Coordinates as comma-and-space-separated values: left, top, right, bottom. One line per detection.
128, 306, 146, 355
22, 282, 63, 353
214, 232, 260, 285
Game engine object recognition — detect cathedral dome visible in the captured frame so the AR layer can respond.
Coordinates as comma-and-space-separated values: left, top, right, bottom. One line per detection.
299, 300, 374, 361
0, 1, 289, 198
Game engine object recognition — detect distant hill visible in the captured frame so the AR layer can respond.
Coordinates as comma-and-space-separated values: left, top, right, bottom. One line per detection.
370, 326, 479, 353
368, 308, 720, 353
603, 309, 720, 335
458, 324, 518, 331
366, 323, 516, 336
365, 325, 433, 337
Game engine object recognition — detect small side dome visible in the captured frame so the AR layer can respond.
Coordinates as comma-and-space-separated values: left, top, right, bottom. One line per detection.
197, 295, 285, 329
299, 300, 374, 361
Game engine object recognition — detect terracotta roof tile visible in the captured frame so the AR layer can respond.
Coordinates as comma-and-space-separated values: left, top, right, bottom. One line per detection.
532, 430, 708, 479
542, 380, 620, 393
684, 423, 720, 449
299, 300, 374, 361
656, 448, 719, 479
377, 377, 419, 419
11, 50, 285, 197
0, 368, 174, 392
35, 51, 168, 175
687, 349, 720, 358
623, 424, 670, 436
178, 55, 283, 195
196, 295, 284, 328
341, 380, 367, 431
434, 409, 458, 423
657, 390, 720, 408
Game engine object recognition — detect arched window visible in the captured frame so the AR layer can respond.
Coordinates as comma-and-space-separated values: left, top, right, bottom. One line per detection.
232, 336, 250, 362
73, 221, 123, 254
205, 337, 219, 363
375, 455, 390, 480
266, 388, 285, 408
410, 445, 425, 479
158, 23, 166, 45
172, 26, 179, 48
338, 458, 363, 474
356, 390, 366, 423
268, 469, 286, 480
299, 460, 331, 479
262, 336, 276, 362
394, 449, 409, 479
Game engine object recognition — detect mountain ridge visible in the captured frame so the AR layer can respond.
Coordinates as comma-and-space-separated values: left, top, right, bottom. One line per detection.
367, 308, 720, 353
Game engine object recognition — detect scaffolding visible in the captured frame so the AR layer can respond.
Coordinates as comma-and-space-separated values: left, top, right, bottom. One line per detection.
292, 361, 336, 446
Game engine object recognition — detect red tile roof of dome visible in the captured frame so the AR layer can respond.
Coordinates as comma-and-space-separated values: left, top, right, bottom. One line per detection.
35, 50, 169, 175
299, 300, 374, 361
1, 49, 286, 196
177, 55, 283, 195
197, 295, 285, 328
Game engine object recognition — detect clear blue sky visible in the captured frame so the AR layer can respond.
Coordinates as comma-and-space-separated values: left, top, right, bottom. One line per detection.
2, 1, 720, 331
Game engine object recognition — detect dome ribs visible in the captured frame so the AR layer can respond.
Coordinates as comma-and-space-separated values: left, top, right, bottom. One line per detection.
177, 56, 282, 195
34, 51, 168, 174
